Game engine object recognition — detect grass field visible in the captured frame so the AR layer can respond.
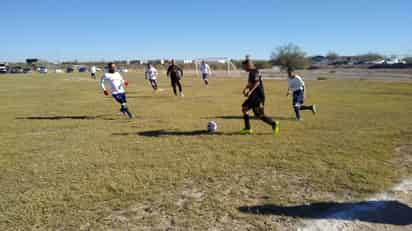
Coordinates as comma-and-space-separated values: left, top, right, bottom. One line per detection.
0, 72, 412, 230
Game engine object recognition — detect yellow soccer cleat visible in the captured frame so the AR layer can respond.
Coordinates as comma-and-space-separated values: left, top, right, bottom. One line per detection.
272, 121, 280, 136
240, 128, 253, 135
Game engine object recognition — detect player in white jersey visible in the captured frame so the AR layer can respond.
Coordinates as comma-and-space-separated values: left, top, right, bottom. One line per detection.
199, 60, 212, 86
100, 63, 133, 118
286, 67, 316, 121
145, 63, 159, 91
90, 65, 97, 79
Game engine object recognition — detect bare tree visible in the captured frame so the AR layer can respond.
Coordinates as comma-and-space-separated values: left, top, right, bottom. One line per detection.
326, 52, 339, 61
270, 43, 309, 70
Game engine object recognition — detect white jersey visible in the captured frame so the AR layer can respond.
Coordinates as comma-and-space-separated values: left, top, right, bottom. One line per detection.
145, 67, 158, 80
91, 66, 97, 74
288, 75, 305, 92
100, 72, 125, 94
199, 63, 211, 74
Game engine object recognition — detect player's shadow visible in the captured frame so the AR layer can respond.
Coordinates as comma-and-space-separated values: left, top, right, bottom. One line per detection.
127, 95, 170, 99
113, 130, 271, 137
203, 115, 296, 121
238, 200, 412, 226
16, 114, 118, 121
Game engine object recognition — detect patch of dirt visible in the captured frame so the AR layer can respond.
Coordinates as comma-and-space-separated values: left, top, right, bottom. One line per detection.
82, 145, 412, 231
297, 144, 412, 231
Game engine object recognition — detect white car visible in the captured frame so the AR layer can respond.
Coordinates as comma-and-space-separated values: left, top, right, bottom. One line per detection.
0, 63, 8, 73
38, 67, 48, 74
120, 68, 129, 73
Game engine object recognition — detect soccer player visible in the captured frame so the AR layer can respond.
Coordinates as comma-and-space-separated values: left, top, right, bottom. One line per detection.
240, 56, 279, 135
198, 60, 211, 86
286, 67, 317, 121
166, 59, 184, 97
100, 63, 133, 118
90, 65, 97, 79
145, 63, 159, 91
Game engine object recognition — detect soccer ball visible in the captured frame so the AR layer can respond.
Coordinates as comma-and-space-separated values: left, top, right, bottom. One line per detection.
207, 121, 217, 132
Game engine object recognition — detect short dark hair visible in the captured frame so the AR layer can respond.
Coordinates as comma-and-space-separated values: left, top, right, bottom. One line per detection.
242, 56, 251, 66
108, 62, 114, 67
287, 66, 294, 73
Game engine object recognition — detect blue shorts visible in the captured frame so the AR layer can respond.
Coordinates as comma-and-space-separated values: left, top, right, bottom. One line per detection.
293, 90, 304, 107
112, 93, 127, 104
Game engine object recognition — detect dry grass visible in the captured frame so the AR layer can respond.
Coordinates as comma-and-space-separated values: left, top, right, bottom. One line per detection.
0, 72, 411, 230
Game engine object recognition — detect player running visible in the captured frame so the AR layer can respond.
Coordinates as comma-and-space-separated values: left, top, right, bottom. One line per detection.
145, 63, 159, 91
90, 65, 97, 79
286, 67, 317, 121
198, 60, 212, 86
100, 62, 133, 118
240, 56, 279, 135
166, 59, 184, 97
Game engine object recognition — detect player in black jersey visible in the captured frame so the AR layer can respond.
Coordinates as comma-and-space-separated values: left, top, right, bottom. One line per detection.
240, 56, 279, 135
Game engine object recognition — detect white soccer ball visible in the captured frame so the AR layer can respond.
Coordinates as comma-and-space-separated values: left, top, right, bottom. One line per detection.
207, 121, 217, 132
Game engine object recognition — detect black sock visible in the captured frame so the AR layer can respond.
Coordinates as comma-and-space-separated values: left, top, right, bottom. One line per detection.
261, 116, 275, 126
243, 114, 251, 129
177, 81, 182, 92
300, 105, 312, 110
294, 106, 301, 119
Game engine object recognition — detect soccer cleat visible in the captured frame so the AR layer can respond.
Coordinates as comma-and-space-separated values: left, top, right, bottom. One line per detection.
240, 128, 253, 135
180, 92, 185, 97
312, 104, 317, 115
272, 121, 280, 136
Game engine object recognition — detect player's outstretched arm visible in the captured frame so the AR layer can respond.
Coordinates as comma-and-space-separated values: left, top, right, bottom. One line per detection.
100, 77, 108, 95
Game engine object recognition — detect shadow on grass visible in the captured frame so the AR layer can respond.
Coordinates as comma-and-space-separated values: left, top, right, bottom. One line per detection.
113, 129, 272, 137
127, 95, 171, 99
202, 115, 296, 121
16, 114, 120, 121
239, 200, 412, 226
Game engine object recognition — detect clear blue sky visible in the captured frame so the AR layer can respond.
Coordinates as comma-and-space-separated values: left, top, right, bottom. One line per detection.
1, 0, 411, 62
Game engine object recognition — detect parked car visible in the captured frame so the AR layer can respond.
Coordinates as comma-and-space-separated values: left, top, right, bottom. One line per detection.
23, 68, 32, 73
0, 63, 8, 73
66, 67, 75, 73
78, 66, 88, 72
38, 66, 48, 74
10, 66, 24, 73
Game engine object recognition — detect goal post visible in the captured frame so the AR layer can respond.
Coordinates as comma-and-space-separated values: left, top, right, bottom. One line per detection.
194, 57, 237, 77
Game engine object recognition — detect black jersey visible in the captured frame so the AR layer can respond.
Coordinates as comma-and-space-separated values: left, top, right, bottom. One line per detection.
248, 69, 265, 99
167, 65, 183, 79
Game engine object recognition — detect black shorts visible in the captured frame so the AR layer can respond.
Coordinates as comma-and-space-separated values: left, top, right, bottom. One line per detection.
242, 94, 265, 110
91, 73, 96, 77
